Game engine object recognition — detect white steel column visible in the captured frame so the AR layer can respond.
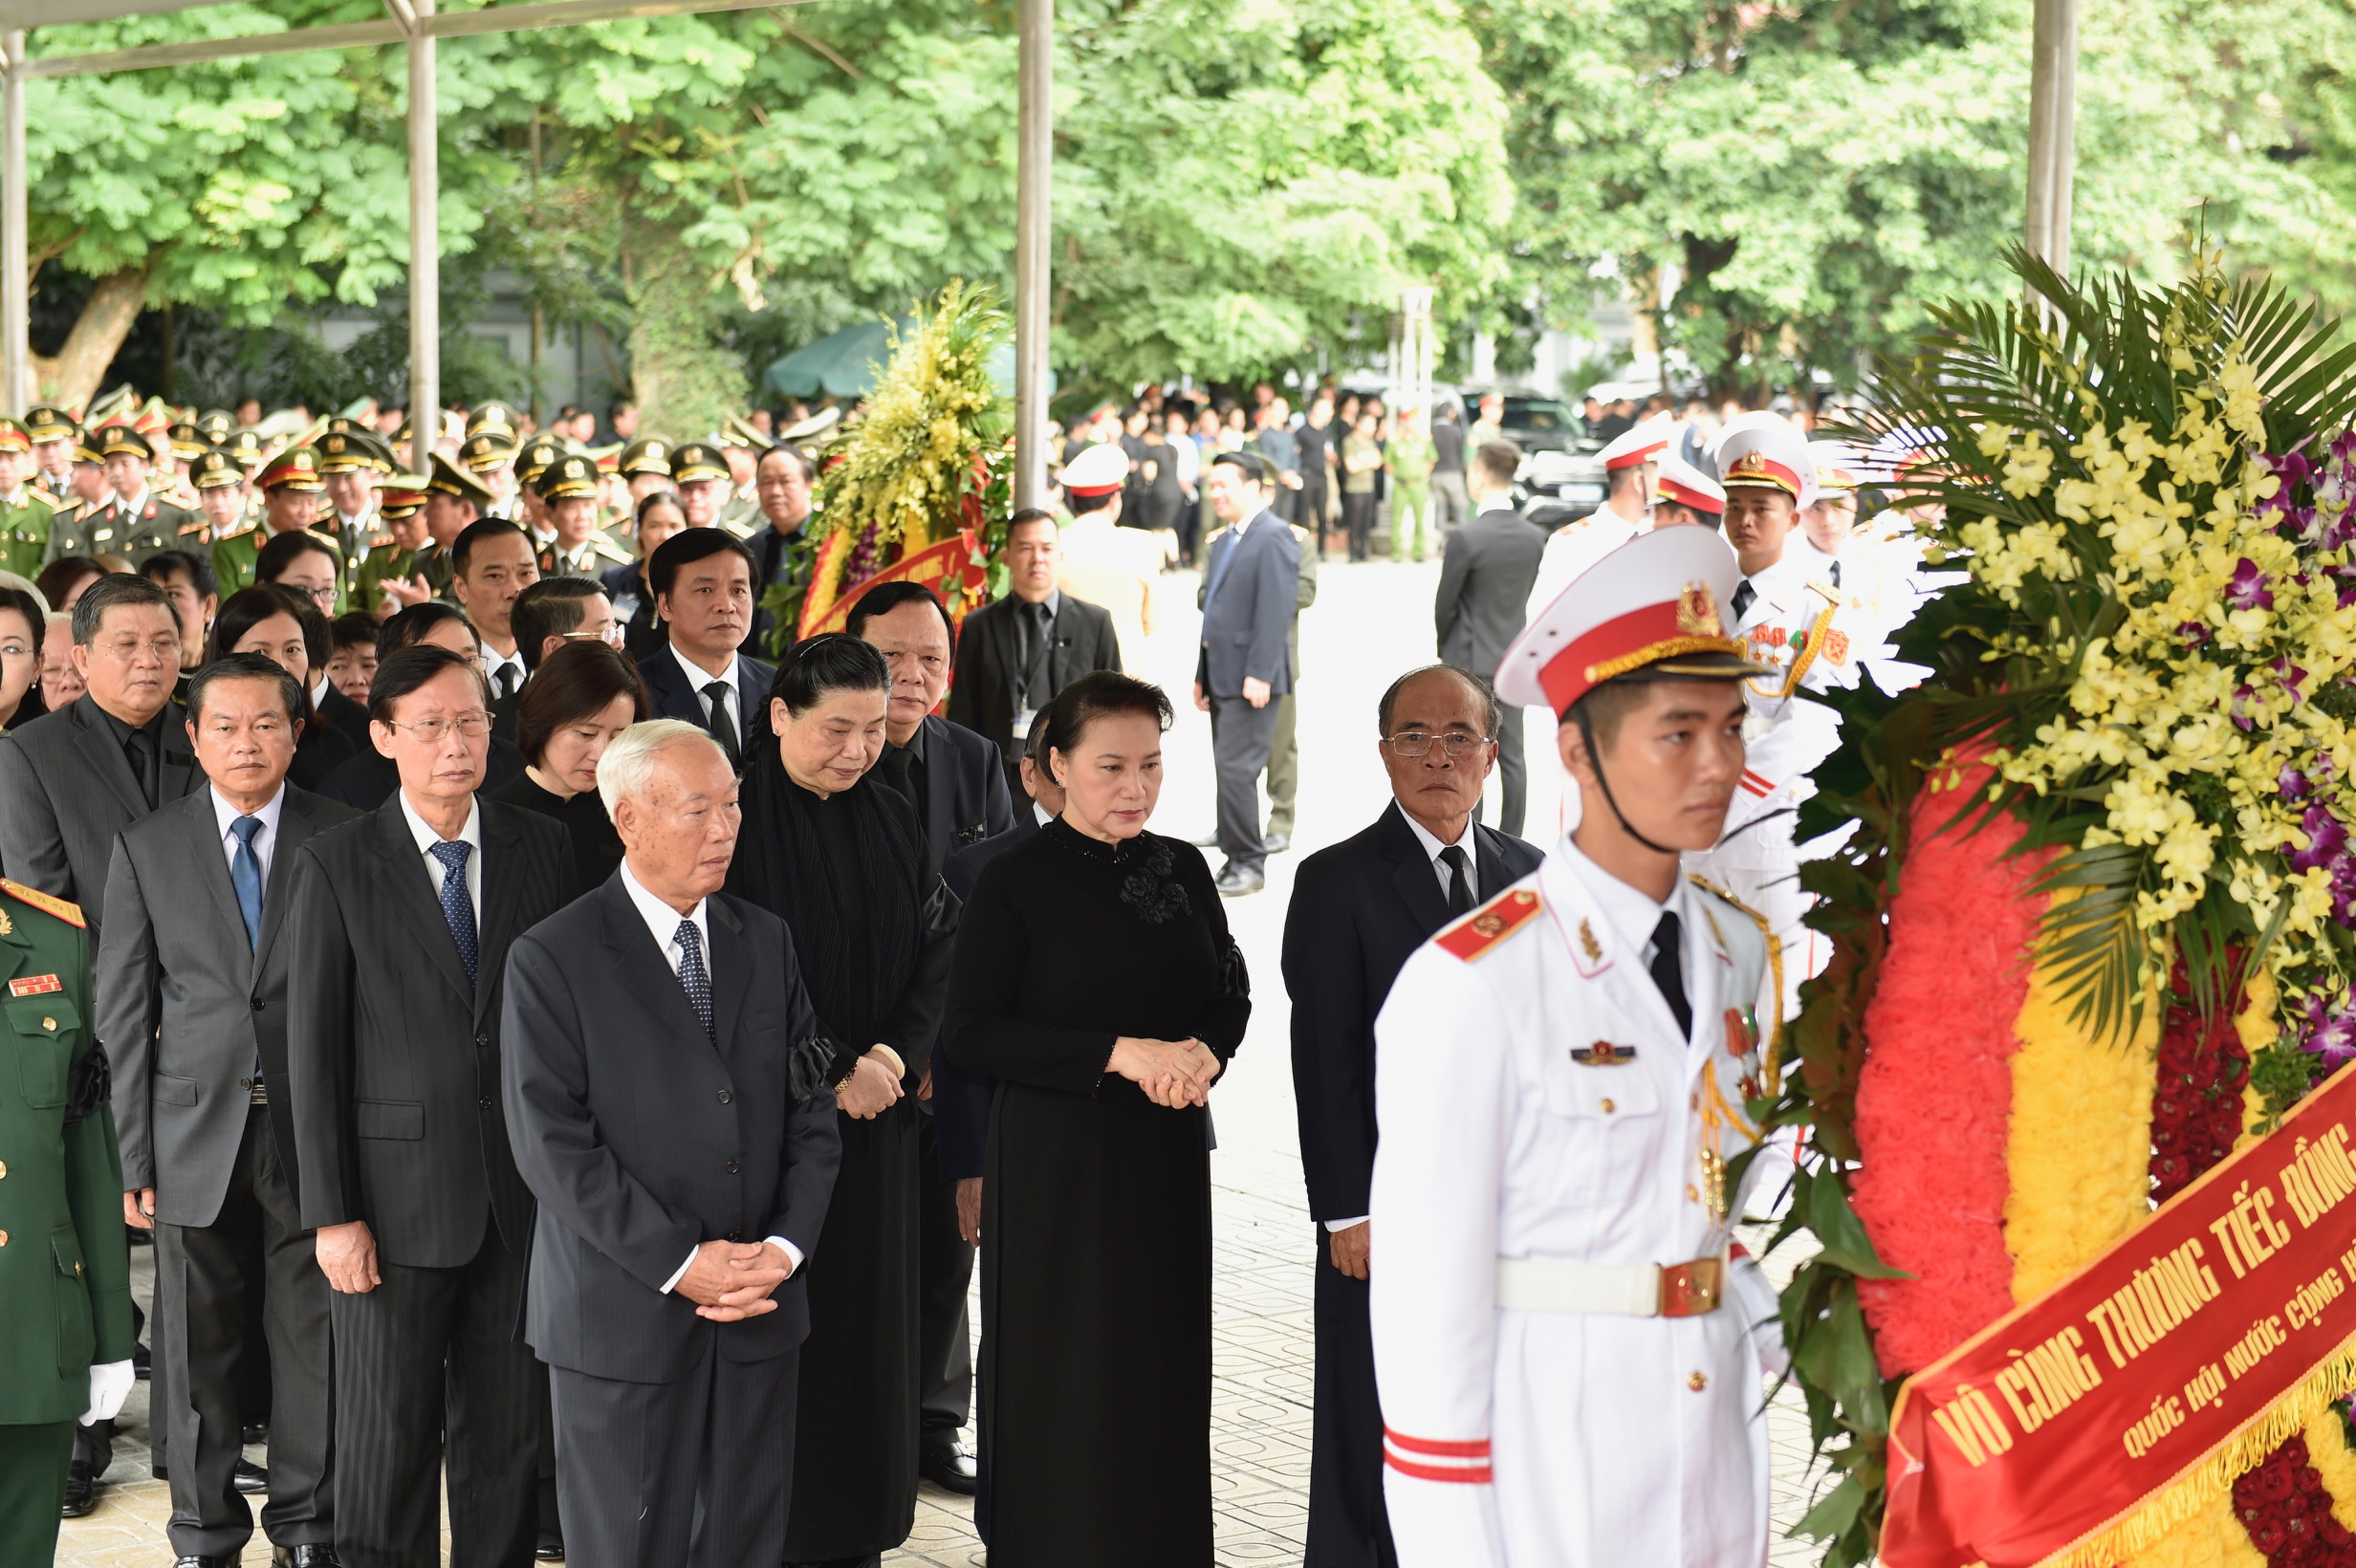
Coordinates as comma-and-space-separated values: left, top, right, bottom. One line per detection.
2024, 0, 2077, 286
406, 0, 438, 449
2, 30, 28, 414
1012, 0, 1050, 511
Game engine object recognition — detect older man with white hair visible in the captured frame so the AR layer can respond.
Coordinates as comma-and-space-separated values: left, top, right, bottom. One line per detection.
500, 719, 842, 1568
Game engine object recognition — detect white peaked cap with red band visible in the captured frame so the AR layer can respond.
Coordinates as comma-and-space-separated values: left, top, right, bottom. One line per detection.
1651, 449, 1724, 515
1597, 413, 1676, 471
1495, 526, 1769, 716
1714, 419, 1819, 512
1807, 441, 1866, 496
1058, 442, 1127, 498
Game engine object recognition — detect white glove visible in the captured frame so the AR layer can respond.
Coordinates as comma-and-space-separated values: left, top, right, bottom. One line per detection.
81, 1359, 134, 1426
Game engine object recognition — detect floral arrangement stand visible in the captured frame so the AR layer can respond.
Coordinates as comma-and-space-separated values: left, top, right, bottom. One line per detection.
1756, 247, 2356, 1568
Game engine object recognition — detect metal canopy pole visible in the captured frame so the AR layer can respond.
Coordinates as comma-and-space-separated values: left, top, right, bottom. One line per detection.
2, 30, 27, 414
2023, 0, 2077, 288
406, 0, 436, 451
1012, 0, 1049, 512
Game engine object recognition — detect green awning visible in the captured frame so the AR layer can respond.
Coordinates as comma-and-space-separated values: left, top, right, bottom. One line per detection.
762, 318, 905, 401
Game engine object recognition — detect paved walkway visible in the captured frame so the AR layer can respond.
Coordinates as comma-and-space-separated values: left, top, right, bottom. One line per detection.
60, 556, 1832, 1566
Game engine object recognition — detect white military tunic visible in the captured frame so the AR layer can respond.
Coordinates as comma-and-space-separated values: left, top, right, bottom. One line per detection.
1369, 842, 1784, 1568
1524, 503, 1645, 628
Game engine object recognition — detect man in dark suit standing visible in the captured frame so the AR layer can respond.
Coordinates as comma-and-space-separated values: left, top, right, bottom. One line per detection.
0, 570, 202, 1514
947, 509, 1122, 778
847, 577, 1013, 1495
1433, 440, 1545, 837
286, 644, 573, 1568
636, 528, 776, 773
503, 720, 841, 1568
1280, 664, 1543, 1568
100, 655, 359, 1568
1193, 450, 1300, 897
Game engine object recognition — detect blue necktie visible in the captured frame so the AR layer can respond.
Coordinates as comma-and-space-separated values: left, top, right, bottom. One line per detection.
428, 839, 479, 987
229, 817, 264, 951
1203, 521, 1246, 612
675, 919, 713, 1042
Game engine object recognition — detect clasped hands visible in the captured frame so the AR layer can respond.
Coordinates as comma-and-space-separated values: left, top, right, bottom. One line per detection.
1108, 1035, 1222, 1109
676, 1238, 796, 1321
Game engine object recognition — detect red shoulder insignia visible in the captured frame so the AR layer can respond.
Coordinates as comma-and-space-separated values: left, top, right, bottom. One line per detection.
0, 878, 85, 928
1435, 887, 1541, 962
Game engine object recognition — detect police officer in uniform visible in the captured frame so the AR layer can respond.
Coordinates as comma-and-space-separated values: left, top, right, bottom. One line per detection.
0, 417, 55, 577
214, 446, 338, 598
188, 448, 255, 564
1371, 526, 1791, 1568
46, 427, 117, 559
511, 435, 565, 554
460, 429, 521, 522
667, 441, 748, 536
0, 877, 137, 1563
316, 429, 392, 572
352, 476, 435, 618
25, 404, 77, 511
617, 435, 675, 507
534, 454, 632, 579
87, 425, 199, 563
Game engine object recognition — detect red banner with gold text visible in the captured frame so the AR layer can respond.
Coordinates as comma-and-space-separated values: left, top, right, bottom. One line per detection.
1883, 1062, 2356, 1568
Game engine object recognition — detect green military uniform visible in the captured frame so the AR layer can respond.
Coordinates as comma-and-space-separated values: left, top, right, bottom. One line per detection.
45, 500, 107, 561
84, 491, 201, 565
539, 530, 633, 580
0, 487, 54, 578
0, 879, 134, 1564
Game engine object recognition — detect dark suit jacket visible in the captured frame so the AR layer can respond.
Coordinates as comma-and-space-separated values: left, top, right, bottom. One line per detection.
503, 876, 842, 1382
98, 785, 361, 1227
888, 713, 1017, 876
0, 693, 204, 931
286, 795, 572, 1267
946, 592, 1123, 765
1280, 801, 1543, 1224
1434, 504, 1546, 680
638, 643, 778, 762
316, 683, 374, 755
931, 806, 1046, 1178
1194, 510, 1299, 697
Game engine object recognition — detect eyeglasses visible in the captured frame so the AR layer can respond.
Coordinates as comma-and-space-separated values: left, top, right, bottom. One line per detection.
382, 712, 491, 742
1385, 730, 1493, 758
291, 583, 338, 609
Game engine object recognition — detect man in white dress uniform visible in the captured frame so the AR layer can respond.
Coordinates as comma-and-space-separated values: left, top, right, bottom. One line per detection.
1370, 526, 1790, 1568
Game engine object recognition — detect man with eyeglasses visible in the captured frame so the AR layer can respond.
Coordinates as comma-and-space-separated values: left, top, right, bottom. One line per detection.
285, 643, 573, 1568
1281, 663, 1541, 1568
0, 571, 204, 1514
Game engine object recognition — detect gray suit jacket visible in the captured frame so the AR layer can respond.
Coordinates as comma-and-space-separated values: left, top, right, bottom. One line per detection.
1435, 504, 1546, 681
1193, 511, 1299, 698
98, 785, 361, 1226
0, 693, 203, 932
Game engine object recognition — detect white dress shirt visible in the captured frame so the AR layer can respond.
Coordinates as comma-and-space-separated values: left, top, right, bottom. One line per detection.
211, 782, 288, 887
309, 672, 333, 713
670, 642, 742, 743
399, 791, 483, 918
1556, 834, 1679, 982
618, 860, 806, 1291
483, 645, 528, 702
1399, 810, 1478, 905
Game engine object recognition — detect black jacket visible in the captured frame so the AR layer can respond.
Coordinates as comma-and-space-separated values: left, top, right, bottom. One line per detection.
503, 875, 842, 1382
0, 693, 204, 931
946, 592, 1123, 765
316, 682, 375, 755
884, 713, 1018, 876
931, 806, 1046, 1177
286, 795, 573, 1267
1280, 801, 1543, 1223
1434, 504, 1546, 680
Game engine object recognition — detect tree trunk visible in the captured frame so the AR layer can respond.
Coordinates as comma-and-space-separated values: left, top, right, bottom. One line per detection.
32, 268, 149, 410
622, 213, 743, 439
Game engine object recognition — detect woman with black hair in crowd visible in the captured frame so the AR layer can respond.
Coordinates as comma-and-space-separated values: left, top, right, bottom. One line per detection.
603, 490, 690, 661
0, 582, 43, 731
943, 669, 1250, 1566
726, 632, 955, 1568
207, 584, 356, 788
491, 640, 650, 899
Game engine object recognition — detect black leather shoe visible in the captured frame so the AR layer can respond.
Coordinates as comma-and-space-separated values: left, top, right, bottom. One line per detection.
920, 1440, 978, 1495
233, 1457, 270, 1493
1262, 831, 1290, 854
133, 1340, 152, 1380
273, 1548, 341, 1568
534, 1535, 565, 1561
173, 1557, 235, 1567
59, 1458, 100, 1517
1213, 862, 1265, 898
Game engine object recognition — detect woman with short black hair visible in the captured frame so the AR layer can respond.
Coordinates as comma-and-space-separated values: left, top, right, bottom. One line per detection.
207, 584, 356, 788
726, 631, 954, 1565
491, 641, 650, 898
942, 669, 1250, 1565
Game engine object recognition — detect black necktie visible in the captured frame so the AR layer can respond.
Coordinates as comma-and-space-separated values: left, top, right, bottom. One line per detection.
1731, 579, 1756, 620
495, 663, 520, 700
1828, 559, 1843, 588
123, 727, 157, 810
1439, 844, 1473, 917
675, 919, 713, 1043
1021, 600, 1054, 707
1648, 911, 1691, 1038
702, 681, 741, 767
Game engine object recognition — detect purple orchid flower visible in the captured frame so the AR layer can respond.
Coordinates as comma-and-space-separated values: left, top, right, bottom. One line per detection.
2291, 804, 2349, 873
2281, 763, 2311, 802
2180, 621, 2214, 650
2232, 684, 2258, 731
2227, 558, 2276, 611
2275, 658, 2310, 702
2306, 1011, 2356, 1069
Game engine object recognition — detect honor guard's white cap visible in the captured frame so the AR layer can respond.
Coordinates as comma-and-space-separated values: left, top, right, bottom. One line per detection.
1597, 414, 1675, 471
1496, 527, 1770, 717
1651, 449, 1724, 515
1058, 442, 1126, 499
1715, 420, 1819, 512
1807, 441, 1865, 496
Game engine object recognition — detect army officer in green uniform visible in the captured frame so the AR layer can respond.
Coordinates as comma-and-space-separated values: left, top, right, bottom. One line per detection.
213, 446, 334, 598
0, 876, 135, 1563
352, 474, 434, 617
0, 418, 54, 577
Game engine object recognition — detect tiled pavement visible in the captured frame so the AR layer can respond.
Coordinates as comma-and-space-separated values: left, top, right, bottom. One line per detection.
58, 559, 1839, 1565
